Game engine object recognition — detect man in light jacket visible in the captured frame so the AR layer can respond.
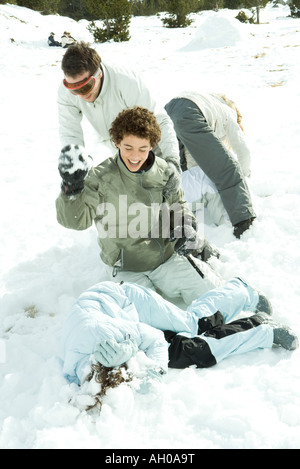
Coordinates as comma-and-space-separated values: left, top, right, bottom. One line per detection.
57, 41, 181, 195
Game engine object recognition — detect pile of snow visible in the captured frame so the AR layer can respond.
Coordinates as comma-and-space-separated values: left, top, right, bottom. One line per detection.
1, 2, 300, 450
180, 12, 252, 51
0, 3, 92, 46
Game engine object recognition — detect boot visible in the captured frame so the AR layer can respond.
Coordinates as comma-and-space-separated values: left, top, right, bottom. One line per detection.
273, 327, 299, 351
255, 312, 299, 351
255, 293, 273, 316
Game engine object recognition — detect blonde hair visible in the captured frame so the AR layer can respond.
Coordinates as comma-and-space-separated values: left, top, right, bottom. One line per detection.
217, 94, 244, 132
85, 363, 132, 412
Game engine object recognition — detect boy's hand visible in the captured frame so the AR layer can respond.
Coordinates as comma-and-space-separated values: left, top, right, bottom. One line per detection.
170, 224, 203, 256
170, 225, 220, 261
58, 144, 93, 196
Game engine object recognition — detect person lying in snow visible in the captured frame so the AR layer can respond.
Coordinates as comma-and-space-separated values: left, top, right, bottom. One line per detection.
61, 278, 298, 396
56, 106, 221, 306
164, 92, 256, 238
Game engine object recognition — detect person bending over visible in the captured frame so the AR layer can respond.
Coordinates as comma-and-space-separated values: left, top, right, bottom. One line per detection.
165, 92, 256, 238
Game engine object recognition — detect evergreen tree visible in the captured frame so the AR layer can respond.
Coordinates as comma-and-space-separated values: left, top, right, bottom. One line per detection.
162, 0, 198, 28
242, 0, 269, 23
86, 0, 132, 42
58, 0, 95, 21
201, 0, 223, 10
16, 0, 59, 14
223, 0, 241, 8
132, 0, 167, 16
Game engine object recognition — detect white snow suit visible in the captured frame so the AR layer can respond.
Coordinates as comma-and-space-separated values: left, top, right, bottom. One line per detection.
61, 278, 274, 385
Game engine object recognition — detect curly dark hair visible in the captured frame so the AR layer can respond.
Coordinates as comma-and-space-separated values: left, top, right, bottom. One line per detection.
109, 106, 161, 148
61, 41, 101, 77
85, 363, 132, 412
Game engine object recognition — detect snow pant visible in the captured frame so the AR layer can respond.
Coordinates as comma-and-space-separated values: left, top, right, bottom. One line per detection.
163, 277, 274, 368
106, 252, 224, 306
164, 98, 256, 226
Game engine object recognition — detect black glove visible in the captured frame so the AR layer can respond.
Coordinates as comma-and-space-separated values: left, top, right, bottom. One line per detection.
170, 225, 220, 261
58, 144, 93, 196
170, 224, 204, 256
198, 238, 220, 262
233, 217, 255, 239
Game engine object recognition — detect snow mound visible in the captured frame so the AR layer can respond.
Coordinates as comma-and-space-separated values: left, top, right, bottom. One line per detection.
180, 12, 252, 52
0, 3, 91, 46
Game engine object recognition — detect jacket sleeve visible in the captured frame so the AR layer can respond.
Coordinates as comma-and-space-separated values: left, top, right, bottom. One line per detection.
168, 186, 198, 232
225, 119, 251, 178
55, 171, 101, 230
57, 84, 85, 147
138, 323, 169, 372
153, 110, 181, 165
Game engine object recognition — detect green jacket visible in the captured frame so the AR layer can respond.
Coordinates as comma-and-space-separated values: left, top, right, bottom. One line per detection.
56, 153, 195, 272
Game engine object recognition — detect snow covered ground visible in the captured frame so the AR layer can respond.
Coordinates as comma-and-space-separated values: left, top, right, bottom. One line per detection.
1, 2, 300, 449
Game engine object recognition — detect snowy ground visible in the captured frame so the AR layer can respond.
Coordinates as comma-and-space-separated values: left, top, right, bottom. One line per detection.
1, 2, 300, 449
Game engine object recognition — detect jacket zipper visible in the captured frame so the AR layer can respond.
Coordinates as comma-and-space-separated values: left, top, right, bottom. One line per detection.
139, 172, 165, 265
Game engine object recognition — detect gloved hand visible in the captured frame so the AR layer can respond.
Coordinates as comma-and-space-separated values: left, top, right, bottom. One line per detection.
170, 224, 204, 256
58, 144, 93, 196
94, 338, 138, 368
163, 158, 182, 199
198, 238, 220, 262
233, 217, 255, 239
136, 368, 166, 394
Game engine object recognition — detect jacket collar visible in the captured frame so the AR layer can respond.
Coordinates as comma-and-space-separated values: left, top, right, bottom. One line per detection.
116, 150, 156, 179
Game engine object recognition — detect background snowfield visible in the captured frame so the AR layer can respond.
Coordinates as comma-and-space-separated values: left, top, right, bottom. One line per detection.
1, 2, 300, 449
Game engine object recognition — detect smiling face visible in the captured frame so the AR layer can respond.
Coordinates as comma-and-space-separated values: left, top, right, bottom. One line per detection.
116, 134, 152, 172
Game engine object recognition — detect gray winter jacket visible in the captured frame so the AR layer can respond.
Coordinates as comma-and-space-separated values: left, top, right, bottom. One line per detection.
177, 92, 251, 177
165, 95, 256, 225
56, 152, 196, 272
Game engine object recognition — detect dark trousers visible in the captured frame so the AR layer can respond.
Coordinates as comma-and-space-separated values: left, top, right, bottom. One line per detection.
164, 313, 268, 369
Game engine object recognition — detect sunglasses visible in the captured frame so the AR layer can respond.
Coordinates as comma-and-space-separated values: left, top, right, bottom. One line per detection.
63, 69, 101, 96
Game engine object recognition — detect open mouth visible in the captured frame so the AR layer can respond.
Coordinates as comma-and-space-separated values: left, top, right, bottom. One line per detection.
128, 160, 141, 167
